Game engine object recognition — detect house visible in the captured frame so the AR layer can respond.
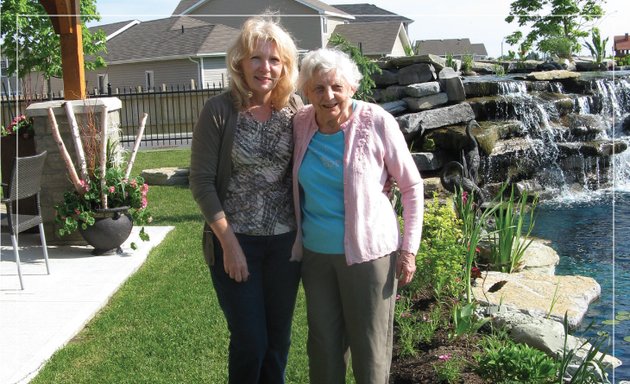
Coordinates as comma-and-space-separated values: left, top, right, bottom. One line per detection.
86, 16, 241, 92
327, 21, 411, 58
10, 0, 415, 95
328, 3, 413, 57
172, 0, 355, 51
331, 3, 413, 35
415, 38, 488, 60
614, 33, 630, 58
86, 0, 414, 91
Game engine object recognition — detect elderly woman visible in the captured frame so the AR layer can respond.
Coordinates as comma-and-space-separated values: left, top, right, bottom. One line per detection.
189, 15, 302, 384
292, 48, 424, 384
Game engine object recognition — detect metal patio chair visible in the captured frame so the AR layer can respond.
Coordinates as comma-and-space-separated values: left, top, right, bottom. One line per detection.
1, 151, 50, 289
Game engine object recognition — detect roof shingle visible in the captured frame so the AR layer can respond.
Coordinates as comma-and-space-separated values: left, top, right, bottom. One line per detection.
96, 17, 240, 63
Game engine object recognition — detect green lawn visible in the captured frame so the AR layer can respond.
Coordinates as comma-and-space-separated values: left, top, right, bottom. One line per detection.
31, 148, 319, 383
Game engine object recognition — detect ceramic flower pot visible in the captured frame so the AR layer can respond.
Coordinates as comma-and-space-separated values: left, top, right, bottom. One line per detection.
79, 207, 133, 255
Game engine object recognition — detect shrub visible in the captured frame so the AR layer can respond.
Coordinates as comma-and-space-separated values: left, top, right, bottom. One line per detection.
414, 193, 466, 301
394, 294, 442, 357
433, 355, 465, 384
475, 332, 559, 383
461, 54, 474, 73
328, 33, 382, 101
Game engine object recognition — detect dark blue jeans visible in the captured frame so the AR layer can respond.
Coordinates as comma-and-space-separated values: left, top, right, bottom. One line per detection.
210, 231, 300, 384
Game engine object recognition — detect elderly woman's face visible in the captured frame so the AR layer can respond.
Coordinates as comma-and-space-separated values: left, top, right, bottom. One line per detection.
305, 69, 355, 125
241, 39, 283, 99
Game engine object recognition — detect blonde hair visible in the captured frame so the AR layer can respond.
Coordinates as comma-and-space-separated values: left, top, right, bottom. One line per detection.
226, 14, 298, 110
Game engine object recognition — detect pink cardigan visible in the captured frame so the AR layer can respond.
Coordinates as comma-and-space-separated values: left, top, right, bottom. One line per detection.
291, 101, 424, 265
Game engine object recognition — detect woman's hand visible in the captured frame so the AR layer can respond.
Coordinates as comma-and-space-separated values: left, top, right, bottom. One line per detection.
396, 250, 416, 287
221, 240, 250, 282
210, 218, 250, 282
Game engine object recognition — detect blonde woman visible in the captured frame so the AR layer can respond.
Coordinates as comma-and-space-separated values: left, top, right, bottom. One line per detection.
189, 15, 302, 383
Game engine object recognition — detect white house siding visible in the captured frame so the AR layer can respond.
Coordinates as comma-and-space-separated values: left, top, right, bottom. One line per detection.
391, 36, 407, 57
187, 0, 323, 50
323, 18, 346, 47
201, 57, 228, 89
86, 59, 199, 93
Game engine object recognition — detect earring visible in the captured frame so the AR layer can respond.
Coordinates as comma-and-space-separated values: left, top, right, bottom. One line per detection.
246, 91, 253, 98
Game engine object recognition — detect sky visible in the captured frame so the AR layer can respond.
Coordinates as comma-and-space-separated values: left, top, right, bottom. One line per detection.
92, 0, 629, 58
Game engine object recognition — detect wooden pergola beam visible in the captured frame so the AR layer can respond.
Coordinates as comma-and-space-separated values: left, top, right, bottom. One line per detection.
39, 0, 86, 100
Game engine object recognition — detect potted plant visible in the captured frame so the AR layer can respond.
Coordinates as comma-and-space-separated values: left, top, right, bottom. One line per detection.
1, 114, 35, 138
48, 103, 151, 254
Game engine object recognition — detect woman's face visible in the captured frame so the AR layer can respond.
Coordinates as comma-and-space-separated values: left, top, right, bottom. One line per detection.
305, 69, 355, 124
241, 39, 283, 100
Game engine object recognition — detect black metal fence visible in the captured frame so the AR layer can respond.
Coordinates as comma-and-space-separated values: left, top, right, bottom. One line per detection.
1, 84, 224, 147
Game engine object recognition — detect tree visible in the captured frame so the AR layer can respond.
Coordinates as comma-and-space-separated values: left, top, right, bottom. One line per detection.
327, 33, 382, 101
505, 0, 605, 59
0, 0, 106, 82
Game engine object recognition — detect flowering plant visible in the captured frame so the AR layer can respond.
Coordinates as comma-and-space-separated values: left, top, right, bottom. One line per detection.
48, 103, 151, 250
1, 114, 34, 137
54, 165, 152, 246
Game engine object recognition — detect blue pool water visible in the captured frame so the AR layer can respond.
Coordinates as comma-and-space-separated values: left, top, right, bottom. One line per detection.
531, 191, 630, 382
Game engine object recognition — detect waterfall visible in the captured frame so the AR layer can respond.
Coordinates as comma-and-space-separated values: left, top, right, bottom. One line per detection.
475, 73, 630, 199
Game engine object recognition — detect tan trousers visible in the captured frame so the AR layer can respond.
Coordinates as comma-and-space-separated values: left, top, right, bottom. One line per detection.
301, 248, 398, 384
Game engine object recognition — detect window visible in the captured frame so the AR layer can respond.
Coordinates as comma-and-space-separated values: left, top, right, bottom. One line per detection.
97, 74, 108, 95
145, 70, 154, 91
322, 17, 327, 34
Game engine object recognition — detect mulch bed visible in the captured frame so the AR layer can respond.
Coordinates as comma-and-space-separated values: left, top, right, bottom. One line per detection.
389, 290, 488, 384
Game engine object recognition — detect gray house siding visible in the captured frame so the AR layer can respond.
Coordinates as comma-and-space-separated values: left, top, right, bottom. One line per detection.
87, 59, 200, 92
201, 57, 228, 88
185, 0, 324, 50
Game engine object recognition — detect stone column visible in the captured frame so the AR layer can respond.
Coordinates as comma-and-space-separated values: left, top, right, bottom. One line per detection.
25, 98, 122, 244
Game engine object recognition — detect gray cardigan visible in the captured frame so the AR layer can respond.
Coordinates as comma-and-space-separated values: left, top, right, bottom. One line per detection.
189, 91, 303, 266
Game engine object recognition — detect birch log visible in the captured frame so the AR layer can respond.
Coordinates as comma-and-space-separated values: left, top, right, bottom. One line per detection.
64, 101, 89, 183
47, 108, 84, 194
100, 105, 109, 208
124, 113, 148, 180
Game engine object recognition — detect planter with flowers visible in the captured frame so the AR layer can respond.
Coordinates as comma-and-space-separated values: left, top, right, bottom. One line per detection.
48, 103, 151, 254
1, 114, 38, 216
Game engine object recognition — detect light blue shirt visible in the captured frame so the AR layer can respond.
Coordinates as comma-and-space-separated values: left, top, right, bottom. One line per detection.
298, 130, 345, 254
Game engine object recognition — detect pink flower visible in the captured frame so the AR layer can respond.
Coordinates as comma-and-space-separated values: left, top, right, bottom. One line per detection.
79, 179, 90, 192
141, 196, 148, 208
462, 191, 468, 204
400, 312, 412, 318
396, 294, 401, 301
141, 183, 149, 193
130, 179, 138, 188
108, 186, 116, 194
438, 354, 451, 361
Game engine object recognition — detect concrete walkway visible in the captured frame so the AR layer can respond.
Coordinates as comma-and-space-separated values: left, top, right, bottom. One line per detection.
0, 226, 173, 384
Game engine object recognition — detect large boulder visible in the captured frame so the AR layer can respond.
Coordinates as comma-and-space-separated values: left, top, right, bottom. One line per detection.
398, 63, 436, 85
405, 82, 441, 98
526, 70, 581, 81
472, 271, 600, 328
487, 309, 622, 378
439, 67, 466, 102
141, 167, 189, 185
403, 93, 448, 112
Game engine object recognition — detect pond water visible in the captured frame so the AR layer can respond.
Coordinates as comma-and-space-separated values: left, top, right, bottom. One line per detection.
531, 190, 630, 382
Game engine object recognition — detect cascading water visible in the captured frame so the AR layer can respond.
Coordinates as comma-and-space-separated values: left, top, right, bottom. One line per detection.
471, 72, 630, 199
470, 72, 630, 381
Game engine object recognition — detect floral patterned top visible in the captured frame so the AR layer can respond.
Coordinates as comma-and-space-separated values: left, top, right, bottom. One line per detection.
223, 107, 296, 235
